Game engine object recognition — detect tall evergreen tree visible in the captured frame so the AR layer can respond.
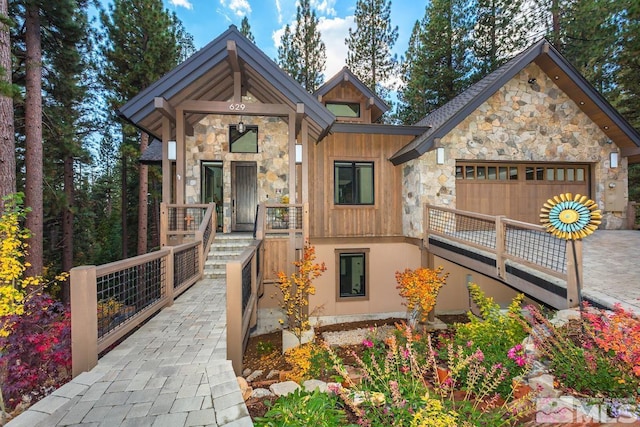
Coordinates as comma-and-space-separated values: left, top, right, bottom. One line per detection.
277, 0, 326, 92
0, 0, 15, 209
98, 0, 194, 257
240, 16, 255, 42
471, 0, 534, 80
397, 0, 471, 124
345, 0, 398, 99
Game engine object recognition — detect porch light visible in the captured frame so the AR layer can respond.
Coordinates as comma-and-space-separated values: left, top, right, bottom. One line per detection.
436, 147, 445, 165
610, 151, 619, 168
168, 140, 176, 161
237, 120, 246, 133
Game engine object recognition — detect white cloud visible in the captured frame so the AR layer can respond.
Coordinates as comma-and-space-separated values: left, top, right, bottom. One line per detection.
169, 0, 193, 9
311, 0, 336, 16
318, 15, 353, 78
219, 0, 251, 16
271, 13, 353, 80
275, 0, 283, 23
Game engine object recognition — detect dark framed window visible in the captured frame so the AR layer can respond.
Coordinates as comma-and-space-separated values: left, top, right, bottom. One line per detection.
336, 249, 369, 300
334, 161, 374, 205
229, 124, 258, 153
326, 102, 360, 118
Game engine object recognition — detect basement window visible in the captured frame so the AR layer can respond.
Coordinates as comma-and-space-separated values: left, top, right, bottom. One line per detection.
336, 249, 369, 300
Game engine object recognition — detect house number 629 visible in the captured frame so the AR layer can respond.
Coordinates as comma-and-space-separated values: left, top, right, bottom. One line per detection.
229, 103, 246, 111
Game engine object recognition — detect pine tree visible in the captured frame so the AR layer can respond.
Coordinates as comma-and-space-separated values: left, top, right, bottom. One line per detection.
99, 0, 194, 257
345, 0, 398, 99
471, 0, 534, 80
277, 0, 326, 92
397, 0, 471, 124
240, 16, 255, 42
0, 0, 15, 209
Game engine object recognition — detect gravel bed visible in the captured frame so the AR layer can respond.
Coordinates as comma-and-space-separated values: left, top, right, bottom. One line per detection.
321, 324, 396, 346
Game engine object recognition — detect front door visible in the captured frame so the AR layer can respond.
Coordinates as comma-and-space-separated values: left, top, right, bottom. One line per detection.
202, 162, 223, 231
232, 162, 257, 231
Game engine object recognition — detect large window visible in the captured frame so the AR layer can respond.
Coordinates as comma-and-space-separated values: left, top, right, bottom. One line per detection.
336, 249, 369, 300
229, 124, 258, 153
326, 102, 360, 118
334, 161, 374, 205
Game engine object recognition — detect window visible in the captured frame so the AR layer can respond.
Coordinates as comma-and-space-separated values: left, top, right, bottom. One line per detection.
336, 249, 369, 299
334, 161, 374, 205
326, 102, 360, 118
229, 124, 258, 153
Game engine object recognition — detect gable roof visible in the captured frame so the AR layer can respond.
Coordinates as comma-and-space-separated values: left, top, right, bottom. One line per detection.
118, 25, 335, 142
314, 67, 389, 122
390, 39, 640, 165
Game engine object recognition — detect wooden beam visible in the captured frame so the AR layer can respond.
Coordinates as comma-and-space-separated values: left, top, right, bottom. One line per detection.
233, 71, 241, 102
176, 107, 185, 204
227, 40, 240, 72
366, 97, 374, 110
295, 103, 305, 138
154, 97, 176, 121
161, 117, 172, 204
178, 99, 292, 116
621, 146, 640, 157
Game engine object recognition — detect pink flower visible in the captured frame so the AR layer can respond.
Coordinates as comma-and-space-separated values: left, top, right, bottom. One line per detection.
362, 339, 374, 348
474, 348, 485, 362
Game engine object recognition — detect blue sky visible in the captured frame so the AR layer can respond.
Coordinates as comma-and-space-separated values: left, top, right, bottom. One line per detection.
163, 0, 422, 81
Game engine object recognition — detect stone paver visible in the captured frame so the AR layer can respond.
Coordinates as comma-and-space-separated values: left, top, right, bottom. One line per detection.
6, 278, 252, 427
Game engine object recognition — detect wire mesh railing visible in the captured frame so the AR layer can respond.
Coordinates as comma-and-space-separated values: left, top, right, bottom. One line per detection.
173, 242, 200, 294
503, 220, 567, 275
425, 205, 570, 281
264, 204, 303, 232
96, 251, 168, 342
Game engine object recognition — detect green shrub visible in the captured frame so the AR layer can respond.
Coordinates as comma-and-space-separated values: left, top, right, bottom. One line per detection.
254, 388, 353, 427
450, 283, 528, 396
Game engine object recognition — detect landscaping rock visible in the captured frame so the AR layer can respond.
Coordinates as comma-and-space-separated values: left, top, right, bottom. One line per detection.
242, 368, 252, 376
266, 369, 279, 380
322, 324, 395, 346
245, 369, 263, 383
269, 381, 300, 397
550, 308, 581, 327
237, 376, 253, 401
251, 388, 274, 399
303, 379, 328, 393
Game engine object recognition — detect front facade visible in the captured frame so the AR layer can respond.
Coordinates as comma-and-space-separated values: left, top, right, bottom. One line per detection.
120, 27, 640, 328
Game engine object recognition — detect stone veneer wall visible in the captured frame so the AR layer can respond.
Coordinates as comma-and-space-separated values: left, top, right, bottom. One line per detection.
184, 109, 290, 232
403, 63, 628, 238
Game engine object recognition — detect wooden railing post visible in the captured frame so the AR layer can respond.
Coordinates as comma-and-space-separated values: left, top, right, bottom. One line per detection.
166, 247, 175, 307
71, 265, 98, 377
226, 260, 243, 375
566, 239, 583, 308
250, 251, 258, 329
495, 216, 506, 278
160, 202, 168, 247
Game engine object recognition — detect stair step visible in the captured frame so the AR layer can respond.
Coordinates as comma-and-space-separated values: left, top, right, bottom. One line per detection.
202, 233, 255, 279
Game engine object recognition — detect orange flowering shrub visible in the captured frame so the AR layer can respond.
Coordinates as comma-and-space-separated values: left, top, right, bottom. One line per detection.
275, 244, 326, 341
395, 267, 448, 322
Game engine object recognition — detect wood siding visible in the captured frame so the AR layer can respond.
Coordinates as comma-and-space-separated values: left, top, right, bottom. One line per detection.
262, 238, 289, 282
308, 132, 414, 238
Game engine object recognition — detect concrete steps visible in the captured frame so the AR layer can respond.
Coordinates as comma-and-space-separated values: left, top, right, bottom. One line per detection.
204, 232, 255, 279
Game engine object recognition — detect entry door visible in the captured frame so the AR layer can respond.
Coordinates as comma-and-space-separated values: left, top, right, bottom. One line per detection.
202, 162, 223, 231
232, 162, 257, 231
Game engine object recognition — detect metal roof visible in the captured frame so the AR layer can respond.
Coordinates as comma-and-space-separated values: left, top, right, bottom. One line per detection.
118, 25, 335, 142
390, 39, 640, 165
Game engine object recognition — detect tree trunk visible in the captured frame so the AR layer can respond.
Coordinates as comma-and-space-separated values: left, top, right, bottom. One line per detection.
61, 155, 74, 303
137, 132, 149, 255
24, 2, 43, 277
0, 0, 15, 210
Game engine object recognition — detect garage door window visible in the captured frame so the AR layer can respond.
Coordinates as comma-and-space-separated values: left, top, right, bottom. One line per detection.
456, 165, 517, 180
526, 166, 586, 182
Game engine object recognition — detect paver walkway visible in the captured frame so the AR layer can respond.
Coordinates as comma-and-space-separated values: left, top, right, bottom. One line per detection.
582, 230, 640, 313
6, 278, 252, 427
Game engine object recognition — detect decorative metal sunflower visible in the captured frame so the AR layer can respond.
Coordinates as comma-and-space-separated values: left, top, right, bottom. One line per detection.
540, 193, 602, 240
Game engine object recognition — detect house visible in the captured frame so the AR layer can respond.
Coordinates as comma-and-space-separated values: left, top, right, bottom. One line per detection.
118, 26, 640, 331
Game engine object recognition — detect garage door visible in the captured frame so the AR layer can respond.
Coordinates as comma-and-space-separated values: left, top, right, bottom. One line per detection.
455, 162, 591, 224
